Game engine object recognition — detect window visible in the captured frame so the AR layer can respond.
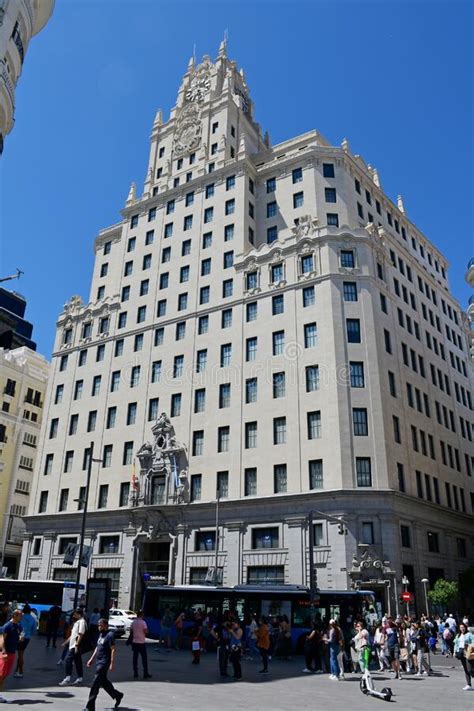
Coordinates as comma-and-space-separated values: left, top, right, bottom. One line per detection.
272, 330, 285, 355
151, 360, 161, 383
54, 384, 64, 404
307, 411, 321, 439
217, 471, 229, 498
134, 334, 144, 352
302, 286, 315, 307
222, 279, 233, 297
346, 319, 361, 343
267, 226, 278, 243
130, 365, 140, 387
309, 459, 323, 489
220, 344, 232, 367
323, 163, 335, 178
176, 322, 186, 341
223, 251, 234, 269
245, 421, 257, 448
350, 362, 364, 388
118, 312, 127, 329
225, 199, 235, 215
384, 329, 392, 354
38, 491, 48, 513
293, 191, 304, 208
274, 464, 287, 493
192, 430, 204, 456
69, 414, 78, 435
140, 279, 149, 296
170, 393, 182, 417
59, 355, 68, 371
353, 408, 368, 436
196, 349, 207, 373
96, 286, 105, 300
120, 482, 130, 507
357, 202, 364, 219
145, 229, 154, 245
304, 322, 317, 347
183, 215, 193, 231
159, 273, 169, 289
393, 416, 401, 443
178, 293, 188, 311
204, 207, 213, 223
221, 308, 232, 329
362, 522, 374, 545
44, 454, 54, 476
106, 406, 117, 429
87, 410, 97, 432
130, 214, 139, 228
273, 417, 286, 444
305, 365, 319, 392
246, 337, 257, 361
98, 484, 108, 509
200, 286, 210, 304
224, 224, 234, 241
219, 383, 231, 408
246, 302, 257, 321
427, 531, 439, 553
194, 388, 206, 413
63, 451, 74, 473
103, 241, 111, 255
123, 441, 134, 465
292, 167, 303, 183
325, 187, 336, 203
245, 378, 257, 403
246, 271, 258, 290
202, 232, 212, 250
127, 237, 136, 253
201, 258, 211, 276
267, 201, 277, 218
327, 213, 339, 227
137, 305, 146, 323
400, 525, 411, 548
173, 355, 184, 378
273, 372, 285, 398
301, 254, 313, 274
218, 426, 230, 452
356, 458, 372, 487
266, 177, 276, 193
456, 538, 466, 558
78, 350, 87, 366
164, 222, 173, 239
226, 175, 235, 190
343, 281, 357, 301
245, 468, 257, 496
247, 566, 284, 585
205, 183, 214, 198
195, 531, 216, 552
91, 375, 101, 396
102, 444, 113, 467
388, 371, 396, 397
252, 527, 279, 549
198, 316, 208, 335
124, 261, 133, 277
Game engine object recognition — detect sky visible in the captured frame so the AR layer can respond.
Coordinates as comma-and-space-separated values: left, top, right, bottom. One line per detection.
0, 0, 472, 357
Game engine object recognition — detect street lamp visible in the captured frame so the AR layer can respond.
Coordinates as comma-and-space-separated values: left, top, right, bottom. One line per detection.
72, 441, 101, 609
421, 578, 430, 616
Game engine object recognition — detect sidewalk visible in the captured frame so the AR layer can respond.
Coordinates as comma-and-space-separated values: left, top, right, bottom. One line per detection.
1, 637, 471, 710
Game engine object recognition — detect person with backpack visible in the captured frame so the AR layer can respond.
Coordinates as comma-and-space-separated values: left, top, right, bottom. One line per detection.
59, 608, 87, 686
442, 623, 454, 657
13, 604, 37, 678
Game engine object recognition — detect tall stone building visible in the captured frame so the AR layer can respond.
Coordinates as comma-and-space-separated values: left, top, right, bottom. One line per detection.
20, 44, 474, 612
0, 0, 55, 153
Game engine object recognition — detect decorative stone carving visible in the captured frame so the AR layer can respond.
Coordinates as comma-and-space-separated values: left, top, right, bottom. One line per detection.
291, 214, 318, 239
131, 413, 188, 507
173, 103, 202, 157
125, 182, 136, 206
63, 295, 83, 315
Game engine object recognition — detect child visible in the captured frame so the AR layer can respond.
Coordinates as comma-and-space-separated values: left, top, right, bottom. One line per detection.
428, 632, 437, 654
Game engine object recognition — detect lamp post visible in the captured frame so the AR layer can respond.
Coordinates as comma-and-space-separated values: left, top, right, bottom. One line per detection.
72, 441, 101, 610
213, 490, 220, 585
308, 510, 316, 623
402, 575, 410, 618
421, 578, 430, 616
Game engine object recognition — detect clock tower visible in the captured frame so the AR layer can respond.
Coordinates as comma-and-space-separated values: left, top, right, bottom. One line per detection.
138, 39, 269, 204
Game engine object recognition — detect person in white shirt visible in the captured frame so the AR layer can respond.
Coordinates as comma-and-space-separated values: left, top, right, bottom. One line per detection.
59, 608, 87, 686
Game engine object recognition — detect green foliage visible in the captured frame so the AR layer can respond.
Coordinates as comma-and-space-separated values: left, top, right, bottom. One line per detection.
427, 578, 459, 607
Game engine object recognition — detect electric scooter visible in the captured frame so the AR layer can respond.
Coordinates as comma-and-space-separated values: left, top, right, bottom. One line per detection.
359, 648, 393, 702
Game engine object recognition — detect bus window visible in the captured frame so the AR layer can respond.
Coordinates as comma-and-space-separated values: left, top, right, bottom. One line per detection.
329, 605, 341, 623
261, 599, 291, 620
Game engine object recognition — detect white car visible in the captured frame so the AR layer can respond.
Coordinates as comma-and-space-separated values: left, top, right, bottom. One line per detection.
108, 609, 136, 632
107, 616, 126, 638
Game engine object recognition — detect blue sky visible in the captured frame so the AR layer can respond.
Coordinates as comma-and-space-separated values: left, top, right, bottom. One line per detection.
1, 0, 472, 356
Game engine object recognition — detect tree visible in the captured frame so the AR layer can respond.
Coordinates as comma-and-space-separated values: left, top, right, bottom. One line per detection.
427, 578, 459, 608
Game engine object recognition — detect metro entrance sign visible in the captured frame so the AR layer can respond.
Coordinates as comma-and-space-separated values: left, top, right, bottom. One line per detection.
402, 591, 412, 602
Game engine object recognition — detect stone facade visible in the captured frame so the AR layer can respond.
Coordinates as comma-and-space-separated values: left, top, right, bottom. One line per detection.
20, 44, 474, 613
0, 0, 54, 152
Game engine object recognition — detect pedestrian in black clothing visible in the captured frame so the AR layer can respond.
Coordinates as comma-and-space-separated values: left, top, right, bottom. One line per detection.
84, 618, 123, 711
46, 605, 62, 648
211, 621, 230, 677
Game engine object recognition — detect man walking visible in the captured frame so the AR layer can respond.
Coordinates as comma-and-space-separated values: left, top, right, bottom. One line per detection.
59, 608, 87, 686
46, 604, 62, 648
129, 610, 152, 679
84, 618, 123, 711
0, 609, 23, 704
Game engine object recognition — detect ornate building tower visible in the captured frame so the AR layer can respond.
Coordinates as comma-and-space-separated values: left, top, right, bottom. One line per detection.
0, 0, 55, 153
21, 44, 474, 613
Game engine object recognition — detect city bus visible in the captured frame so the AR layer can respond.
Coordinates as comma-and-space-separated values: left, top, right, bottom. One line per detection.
142, 584, 375, 650
0, 578, 85, 618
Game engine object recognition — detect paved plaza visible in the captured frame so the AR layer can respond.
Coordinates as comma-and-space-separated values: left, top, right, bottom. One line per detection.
1, 637, 472, 710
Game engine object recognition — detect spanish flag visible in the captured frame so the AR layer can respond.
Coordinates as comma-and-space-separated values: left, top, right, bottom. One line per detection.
131, 460, 139, 491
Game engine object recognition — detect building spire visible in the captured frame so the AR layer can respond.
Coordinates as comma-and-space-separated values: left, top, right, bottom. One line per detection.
125, 181, 136, 207
218, 31, 228, 58
397, 195, 405, 214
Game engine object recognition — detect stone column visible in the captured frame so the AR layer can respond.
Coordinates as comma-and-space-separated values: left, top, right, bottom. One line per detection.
121, 524, 137, 609
174, 524, 189, 585
40, 531, 57, 579
285, 516, 306, 584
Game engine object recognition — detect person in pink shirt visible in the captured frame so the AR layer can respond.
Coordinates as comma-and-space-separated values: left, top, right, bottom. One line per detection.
129, 611, 152, 679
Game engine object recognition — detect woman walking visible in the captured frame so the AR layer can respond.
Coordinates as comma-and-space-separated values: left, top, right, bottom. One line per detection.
13, 604, 37, 678
255, 616, 270, 674
228, 621, 243, 680
454, 623, 474, 692
327, 619, 342, 680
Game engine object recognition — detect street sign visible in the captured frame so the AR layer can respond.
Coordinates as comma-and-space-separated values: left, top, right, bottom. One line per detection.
402, 591, 411, 602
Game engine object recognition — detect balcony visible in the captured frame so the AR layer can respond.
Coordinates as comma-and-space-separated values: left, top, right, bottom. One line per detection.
466, 257, 474, 288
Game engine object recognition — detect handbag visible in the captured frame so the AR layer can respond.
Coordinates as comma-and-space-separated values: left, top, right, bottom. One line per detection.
399, 647, 408, 662
126, 629, 134, 646
466, 644, 474, 661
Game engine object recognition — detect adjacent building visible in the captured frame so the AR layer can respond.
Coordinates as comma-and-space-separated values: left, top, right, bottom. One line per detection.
20, 44, 474, 614
0, 0, 55, 153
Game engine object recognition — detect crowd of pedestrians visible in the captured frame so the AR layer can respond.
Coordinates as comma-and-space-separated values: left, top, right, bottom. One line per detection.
0, 598, 473, 704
